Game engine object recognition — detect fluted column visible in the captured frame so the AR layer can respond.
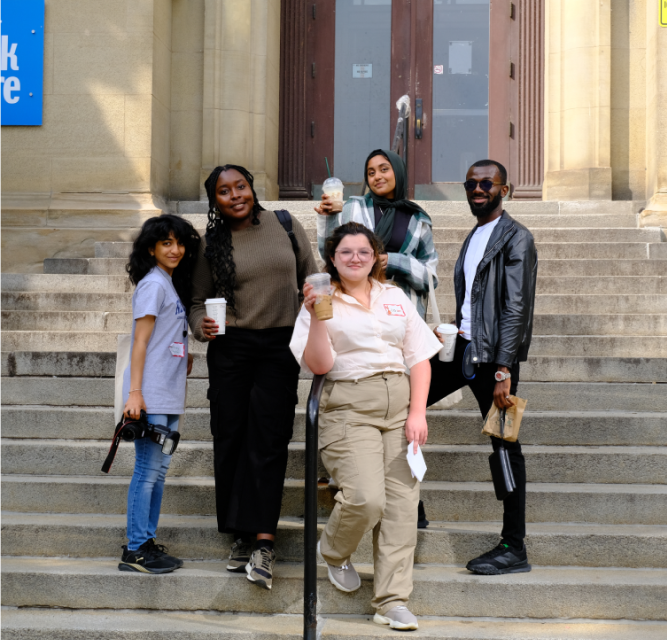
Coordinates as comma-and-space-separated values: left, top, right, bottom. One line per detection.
201, 0, 280, 199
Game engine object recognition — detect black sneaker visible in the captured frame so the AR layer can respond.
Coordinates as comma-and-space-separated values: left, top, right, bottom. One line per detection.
466, 543, 531, 575
119, 542, 179, 574
227, 538, 253, 573
144, 538, 184, 569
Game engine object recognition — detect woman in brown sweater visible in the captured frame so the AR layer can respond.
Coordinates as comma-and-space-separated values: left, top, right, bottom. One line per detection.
190, 164, 317, 591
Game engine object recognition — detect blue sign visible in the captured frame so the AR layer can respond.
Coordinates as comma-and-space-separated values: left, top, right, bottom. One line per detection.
1, 0, 45, 125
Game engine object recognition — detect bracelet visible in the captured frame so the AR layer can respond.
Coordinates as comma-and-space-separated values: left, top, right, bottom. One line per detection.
129, 389, 142, 393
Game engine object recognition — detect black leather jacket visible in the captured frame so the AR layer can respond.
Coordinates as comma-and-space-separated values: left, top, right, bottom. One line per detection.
454, 211, 538, 368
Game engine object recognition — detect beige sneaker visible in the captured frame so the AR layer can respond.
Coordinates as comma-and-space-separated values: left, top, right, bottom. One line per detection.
317, 540, 361, 593
227, 538, 253, 572
374, 605, 419, 631
246, 546, 276, 590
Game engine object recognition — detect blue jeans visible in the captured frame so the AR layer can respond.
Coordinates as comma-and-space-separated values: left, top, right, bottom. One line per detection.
126, 414, 179, 550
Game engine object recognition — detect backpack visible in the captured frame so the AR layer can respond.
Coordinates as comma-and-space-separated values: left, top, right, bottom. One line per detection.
274, 209, 299, 254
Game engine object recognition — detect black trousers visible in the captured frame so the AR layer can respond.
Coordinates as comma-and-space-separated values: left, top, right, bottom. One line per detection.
206, 326, 300, 535
427, 336, 526, 549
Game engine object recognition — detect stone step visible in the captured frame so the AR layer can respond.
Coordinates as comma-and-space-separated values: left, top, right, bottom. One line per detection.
4, 330, 665, 357
4, 475, 666, 524
5, 405, 666, 447
181, 209, 642, 228
4, 349, 665, 383
46, 256, 667, 277
1, 291, 131, 312
182, 199, 640, 216
10, 274, 667, 301
5, 290, 667, 315
5, 310, 667, 336
3, 377, 666, 411
3, 513, 666, 568
4, 609, 666, 640
4, 439, 664, 484
3, 556, 666, 620
93, 240, 667, 260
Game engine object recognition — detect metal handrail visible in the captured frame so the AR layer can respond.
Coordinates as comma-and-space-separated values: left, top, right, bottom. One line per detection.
303, 373, 326, 640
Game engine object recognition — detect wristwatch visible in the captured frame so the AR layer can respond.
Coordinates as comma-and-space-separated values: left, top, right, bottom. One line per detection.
494, 371, 511, 382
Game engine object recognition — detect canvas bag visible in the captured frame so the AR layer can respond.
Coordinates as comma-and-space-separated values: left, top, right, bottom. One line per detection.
481, 395, 527, 442
426, 270, 463, 409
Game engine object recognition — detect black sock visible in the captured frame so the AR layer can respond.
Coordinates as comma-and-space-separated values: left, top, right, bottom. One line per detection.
257, 539, 274, 551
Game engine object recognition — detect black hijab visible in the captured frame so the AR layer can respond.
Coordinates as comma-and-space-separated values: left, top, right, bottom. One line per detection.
363, 149, 429, 248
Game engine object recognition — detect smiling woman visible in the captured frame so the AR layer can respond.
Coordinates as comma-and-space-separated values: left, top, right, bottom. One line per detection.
188, 164, 318, 592
315, 149, 439, 319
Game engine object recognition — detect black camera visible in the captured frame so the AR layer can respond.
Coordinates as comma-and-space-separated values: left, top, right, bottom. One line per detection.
102, 411, 181, 474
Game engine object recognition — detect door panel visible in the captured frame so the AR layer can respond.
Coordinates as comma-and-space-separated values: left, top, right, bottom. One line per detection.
432, 0, 490, 183
333, 0, 392, 182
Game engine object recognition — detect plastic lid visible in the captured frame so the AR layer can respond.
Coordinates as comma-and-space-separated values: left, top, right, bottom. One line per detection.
323, 177, 343, 188
436, 323, 459, 334
305, 273, 331, 283
205, 298, 227, 304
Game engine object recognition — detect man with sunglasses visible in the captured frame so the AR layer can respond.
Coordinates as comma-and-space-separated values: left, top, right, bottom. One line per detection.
428, 159, 538, 575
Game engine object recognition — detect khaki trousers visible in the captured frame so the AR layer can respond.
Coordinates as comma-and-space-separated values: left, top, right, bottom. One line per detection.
318, 372, 418, 615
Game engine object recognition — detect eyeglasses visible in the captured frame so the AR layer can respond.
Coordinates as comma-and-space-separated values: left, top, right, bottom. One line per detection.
463, 179, 506, 192
335, 249, 375, 261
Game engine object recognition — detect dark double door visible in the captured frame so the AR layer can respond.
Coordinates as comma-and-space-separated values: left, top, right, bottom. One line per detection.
279, 0, 543, 200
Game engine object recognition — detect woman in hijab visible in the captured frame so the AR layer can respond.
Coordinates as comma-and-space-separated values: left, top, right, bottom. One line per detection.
315, 149, 438, 319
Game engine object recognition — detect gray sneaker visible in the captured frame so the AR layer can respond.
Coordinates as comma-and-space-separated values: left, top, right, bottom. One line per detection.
374, 605, 419, 631
317, 540, 361, 593
246, 546, 276, 590
227, 538, 253, 572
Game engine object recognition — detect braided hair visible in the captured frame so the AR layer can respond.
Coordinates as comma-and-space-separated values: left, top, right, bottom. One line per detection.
203, 164, 265, 314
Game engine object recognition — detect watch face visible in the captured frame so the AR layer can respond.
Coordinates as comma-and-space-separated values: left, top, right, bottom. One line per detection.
495, 372, 504, 381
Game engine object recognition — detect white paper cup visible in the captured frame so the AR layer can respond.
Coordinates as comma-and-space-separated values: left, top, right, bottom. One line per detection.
437, 323, 458, 362
205, 298, 227, 335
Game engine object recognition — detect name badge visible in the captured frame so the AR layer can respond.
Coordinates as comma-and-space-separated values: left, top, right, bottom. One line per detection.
384, 304, 406, 317
169, 342, 185, 357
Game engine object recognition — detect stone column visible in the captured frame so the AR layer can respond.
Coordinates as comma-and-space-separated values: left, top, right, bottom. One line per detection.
201, 0, 281, 200
641, 6, 667, 227
543, 0, 612, 200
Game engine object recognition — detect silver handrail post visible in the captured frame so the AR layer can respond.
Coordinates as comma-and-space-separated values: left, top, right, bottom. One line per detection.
304, 374, 326, 640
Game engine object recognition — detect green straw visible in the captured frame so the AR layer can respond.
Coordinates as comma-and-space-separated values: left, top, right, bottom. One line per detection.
325, 157, 331, 178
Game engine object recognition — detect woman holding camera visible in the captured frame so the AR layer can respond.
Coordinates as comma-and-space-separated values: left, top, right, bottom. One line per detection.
290, 222, 442, 631
189, 165, 317, 591
315, 149, 438, 319
120, 215, 201, 574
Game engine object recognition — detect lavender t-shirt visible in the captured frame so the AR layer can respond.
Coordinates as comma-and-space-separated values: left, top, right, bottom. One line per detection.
122, 267, 188, 415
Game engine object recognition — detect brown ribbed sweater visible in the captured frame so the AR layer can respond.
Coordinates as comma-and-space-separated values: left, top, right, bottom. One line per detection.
189, 210, 318, 340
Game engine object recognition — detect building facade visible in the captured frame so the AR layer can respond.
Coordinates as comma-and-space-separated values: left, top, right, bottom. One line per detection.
2, 0, 666, 272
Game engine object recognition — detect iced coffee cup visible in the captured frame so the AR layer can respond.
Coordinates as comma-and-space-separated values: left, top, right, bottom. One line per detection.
322, 177, 344, 213
205, 298, 227, 335
306, 273, 334, 321
436, 323, 458, 362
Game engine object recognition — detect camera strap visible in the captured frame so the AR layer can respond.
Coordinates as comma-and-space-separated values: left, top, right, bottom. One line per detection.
101, 416, 142, 474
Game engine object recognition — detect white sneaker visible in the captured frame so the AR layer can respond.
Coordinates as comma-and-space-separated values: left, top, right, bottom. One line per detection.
374, 605, 419, 631
317, 540, 361, 592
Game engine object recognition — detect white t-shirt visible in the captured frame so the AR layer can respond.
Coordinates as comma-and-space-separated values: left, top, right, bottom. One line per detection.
460, 216, 502, 340
290, 281, 442, 381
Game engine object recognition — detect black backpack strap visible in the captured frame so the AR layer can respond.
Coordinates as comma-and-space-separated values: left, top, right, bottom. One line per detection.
274, 209, 299, 254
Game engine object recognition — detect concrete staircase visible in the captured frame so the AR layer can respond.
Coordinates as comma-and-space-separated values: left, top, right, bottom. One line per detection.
2, 200, 667, 639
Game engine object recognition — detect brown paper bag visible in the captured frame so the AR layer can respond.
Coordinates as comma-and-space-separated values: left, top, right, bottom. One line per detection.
482, 396, 527, 442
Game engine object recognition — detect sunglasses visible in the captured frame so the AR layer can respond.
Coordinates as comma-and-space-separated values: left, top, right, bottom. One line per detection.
463, 179, 506, 192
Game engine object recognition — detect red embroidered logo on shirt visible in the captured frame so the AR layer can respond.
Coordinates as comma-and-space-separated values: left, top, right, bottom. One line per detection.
384, 304, 406, 317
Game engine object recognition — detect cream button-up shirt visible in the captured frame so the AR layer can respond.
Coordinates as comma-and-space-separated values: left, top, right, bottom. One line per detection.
290, 281, 443, 381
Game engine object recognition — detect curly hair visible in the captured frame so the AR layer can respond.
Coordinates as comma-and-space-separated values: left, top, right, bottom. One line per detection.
323, 222, 386, 293
126, 214, 201, 313
203, 164, 265, 314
